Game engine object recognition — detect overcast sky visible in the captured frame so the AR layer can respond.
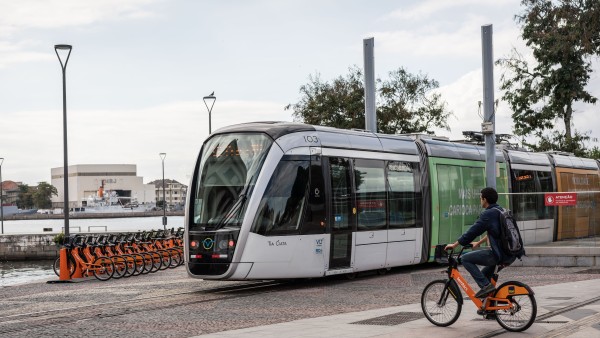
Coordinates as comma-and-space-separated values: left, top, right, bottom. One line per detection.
1, 0, 599, 187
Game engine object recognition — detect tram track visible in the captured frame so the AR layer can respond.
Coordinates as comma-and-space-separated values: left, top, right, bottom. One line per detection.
0, 280, 287, 336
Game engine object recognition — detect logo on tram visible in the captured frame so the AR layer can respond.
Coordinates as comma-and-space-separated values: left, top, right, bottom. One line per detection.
202, 238, 215, 250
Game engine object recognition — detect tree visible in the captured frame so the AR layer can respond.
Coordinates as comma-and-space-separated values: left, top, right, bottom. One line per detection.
16, 184, 34, 209
33, 182, 57, 209
497, 0, 600, 155
378, 68, 452, 134
286, 66, 453, 134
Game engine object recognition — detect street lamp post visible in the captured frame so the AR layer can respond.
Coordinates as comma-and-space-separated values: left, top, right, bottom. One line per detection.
159, 153, 167, 230
203, 92, 216, 134
0, 157, 4, 234
55, 44, 72, 237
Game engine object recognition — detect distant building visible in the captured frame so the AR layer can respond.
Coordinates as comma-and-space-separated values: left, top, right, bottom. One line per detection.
0, 180, 20, 206
50, 164, 156, 208
149, 179, 188, 207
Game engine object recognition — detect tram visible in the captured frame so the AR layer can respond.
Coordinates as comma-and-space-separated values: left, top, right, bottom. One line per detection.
185, 121, 600, 280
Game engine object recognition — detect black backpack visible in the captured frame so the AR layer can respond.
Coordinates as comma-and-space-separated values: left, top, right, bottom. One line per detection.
493, 207, 525, 259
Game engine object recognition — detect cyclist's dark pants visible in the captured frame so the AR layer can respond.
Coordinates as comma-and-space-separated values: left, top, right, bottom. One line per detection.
461, 249, 498, 288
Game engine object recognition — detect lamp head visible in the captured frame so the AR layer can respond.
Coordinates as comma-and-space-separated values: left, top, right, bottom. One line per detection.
0, 157, 3, 166
159, 153, 167, 160
54, 44, 72, 50
54, 44, 72, 69
203, 93, 216, 113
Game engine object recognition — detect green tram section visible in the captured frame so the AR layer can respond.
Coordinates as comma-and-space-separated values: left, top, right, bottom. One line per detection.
417, 139, 509, 261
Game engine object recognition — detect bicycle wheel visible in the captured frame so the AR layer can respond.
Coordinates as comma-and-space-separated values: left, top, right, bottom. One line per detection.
157, 250, 172, 270
111, 255, 128, 279
92, 256, 115, 281
421, 279, 462, 327
149, 252, 162, 273
121, 255, 136, 278
140, 252, 154, 274
494, 282, 537, 332
53, 255, 76, 277
131, 254, 145, 276
168, 249, 182, 268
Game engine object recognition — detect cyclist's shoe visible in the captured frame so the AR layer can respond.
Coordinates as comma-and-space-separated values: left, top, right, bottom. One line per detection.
477, 309, 496, 317
475, 283, 495, 298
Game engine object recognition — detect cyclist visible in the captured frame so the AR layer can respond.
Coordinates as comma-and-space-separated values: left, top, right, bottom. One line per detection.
444, 187, 516, 298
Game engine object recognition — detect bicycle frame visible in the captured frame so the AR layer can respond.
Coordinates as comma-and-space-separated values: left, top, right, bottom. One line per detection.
444, 246, 533, 313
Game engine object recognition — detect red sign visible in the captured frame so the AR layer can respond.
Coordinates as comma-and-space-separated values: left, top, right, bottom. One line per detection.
357, 199, 385, 209
544, 193, 577, 206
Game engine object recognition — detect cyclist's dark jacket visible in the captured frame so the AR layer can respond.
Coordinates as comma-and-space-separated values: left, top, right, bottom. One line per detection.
457, 203, 512, 263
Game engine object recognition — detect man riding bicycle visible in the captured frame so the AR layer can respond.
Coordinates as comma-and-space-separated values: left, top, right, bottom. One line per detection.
445, 187, 516, 298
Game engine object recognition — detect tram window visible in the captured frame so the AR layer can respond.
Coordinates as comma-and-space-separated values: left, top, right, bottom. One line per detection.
330, 158, 352, 231
193, 134, 272, 230
251, 160, 309, 236
512, 170, 537, 221
354, 159, 386, 231
387, 161, 417, 228
537, 171, 554, 219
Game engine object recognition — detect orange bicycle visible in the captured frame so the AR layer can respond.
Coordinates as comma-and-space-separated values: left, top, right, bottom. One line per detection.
421, 244, 537, 332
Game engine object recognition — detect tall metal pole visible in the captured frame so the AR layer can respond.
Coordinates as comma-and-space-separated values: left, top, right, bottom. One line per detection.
481, 25, 496, 189
160, 153, 167, 230
55, 44, 72, 236
363, 37, 376, 132
203, 93, 216, 134
0, 157, 4, 235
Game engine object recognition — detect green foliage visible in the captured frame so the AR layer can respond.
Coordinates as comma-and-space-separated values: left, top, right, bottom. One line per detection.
16, 184, 34, 209
17, 182, 57, 209
53, 232, 65, 245
526, 130, 597, 157
33, 182, 58, 209
286, 66, 453, 134
497, 0, 600, 154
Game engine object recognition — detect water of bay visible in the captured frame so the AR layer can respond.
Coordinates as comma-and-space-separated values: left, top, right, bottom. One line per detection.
1, 215, 184, 234
0, 216, 184, 287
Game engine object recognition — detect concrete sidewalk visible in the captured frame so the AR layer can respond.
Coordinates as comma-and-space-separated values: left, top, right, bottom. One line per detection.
197, 278, 600, 338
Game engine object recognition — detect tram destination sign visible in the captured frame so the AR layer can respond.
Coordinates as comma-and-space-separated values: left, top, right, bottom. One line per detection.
544, 193, 577, 206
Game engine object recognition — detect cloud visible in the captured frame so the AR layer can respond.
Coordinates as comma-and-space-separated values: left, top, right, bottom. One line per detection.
0, 0, 159, 30
433, 57, 600, 146
374, 16, 524, 59
0, 100, 292, 186
0, 0, 160, 67
0, 41, 53, 68
386, 0, 519, 21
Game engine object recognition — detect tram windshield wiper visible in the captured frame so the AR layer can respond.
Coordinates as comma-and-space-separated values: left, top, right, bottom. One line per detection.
214, 175, 254, 230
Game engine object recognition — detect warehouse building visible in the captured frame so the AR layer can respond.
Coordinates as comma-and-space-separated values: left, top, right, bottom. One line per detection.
50, 164, 156, 209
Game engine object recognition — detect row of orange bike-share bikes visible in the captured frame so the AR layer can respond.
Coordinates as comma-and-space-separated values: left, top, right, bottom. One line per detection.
52, 228, 185, 281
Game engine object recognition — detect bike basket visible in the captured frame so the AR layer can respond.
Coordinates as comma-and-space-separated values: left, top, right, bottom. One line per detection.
434, 244, 449, 264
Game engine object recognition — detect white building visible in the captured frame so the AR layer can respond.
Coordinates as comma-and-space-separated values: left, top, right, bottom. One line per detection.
151, 179, 188, 207
51, 164, 156, 208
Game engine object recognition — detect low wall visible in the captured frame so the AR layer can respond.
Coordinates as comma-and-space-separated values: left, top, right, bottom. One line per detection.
0, 234, 58, 261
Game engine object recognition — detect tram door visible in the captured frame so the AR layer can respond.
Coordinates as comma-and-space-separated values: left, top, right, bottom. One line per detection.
328, 157, 355, 269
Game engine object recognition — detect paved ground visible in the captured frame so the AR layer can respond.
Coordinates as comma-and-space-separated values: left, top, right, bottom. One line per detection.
198, 278, 600, 338
1, 263, 600, 337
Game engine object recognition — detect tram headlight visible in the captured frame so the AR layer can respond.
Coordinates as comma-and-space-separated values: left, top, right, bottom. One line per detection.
190, 240, 199, 249
218, 240, 228, 250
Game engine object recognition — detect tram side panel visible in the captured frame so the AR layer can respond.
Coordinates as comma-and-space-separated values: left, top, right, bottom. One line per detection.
242, 233, 329, 279
555, 167, 600, 240
503, 149, 556, 245
427, 157, 509, 261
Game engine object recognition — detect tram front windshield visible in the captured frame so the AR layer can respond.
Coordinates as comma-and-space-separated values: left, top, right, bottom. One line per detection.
192, 133, 272, 230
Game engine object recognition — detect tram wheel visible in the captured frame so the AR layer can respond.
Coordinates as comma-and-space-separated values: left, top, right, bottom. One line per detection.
345, 272, 357, 280
377, 268, 390, 275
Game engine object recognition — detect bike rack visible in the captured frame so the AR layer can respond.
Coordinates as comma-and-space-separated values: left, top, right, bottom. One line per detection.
88, 226, 108, 232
